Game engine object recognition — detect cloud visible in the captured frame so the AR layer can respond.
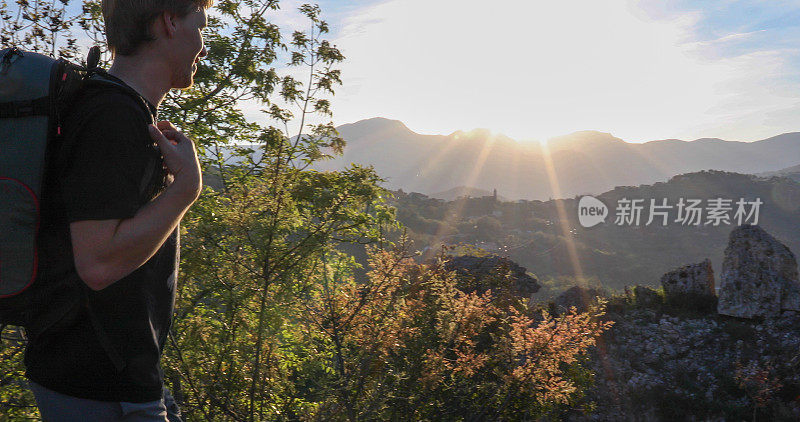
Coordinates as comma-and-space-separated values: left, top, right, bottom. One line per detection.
686, 30, 766, 48
321, 0, 800, 143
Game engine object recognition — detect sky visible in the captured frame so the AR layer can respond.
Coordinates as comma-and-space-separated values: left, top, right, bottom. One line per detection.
264, 0, 800, 143
13, 0, 800, 143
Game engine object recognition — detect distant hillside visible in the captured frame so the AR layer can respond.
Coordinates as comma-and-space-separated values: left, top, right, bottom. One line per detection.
428, 186, 509, 201
311, 118, 800, 200
757, 163, 800, 183
385, 170, 800, 291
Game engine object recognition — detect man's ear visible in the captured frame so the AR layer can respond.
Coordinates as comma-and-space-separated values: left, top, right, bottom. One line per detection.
158, 11, 180, 39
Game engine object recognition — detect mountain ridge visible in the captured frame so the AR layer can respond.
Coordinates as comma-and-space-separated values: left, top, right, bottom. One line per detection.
314, 118, 800, 200
211, 117, 800, 201
341, 117, 800, 145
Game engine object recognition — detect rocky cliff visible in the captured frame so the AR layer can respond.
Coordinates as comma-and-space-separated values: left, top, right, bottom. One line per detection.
557, 225, 800, 421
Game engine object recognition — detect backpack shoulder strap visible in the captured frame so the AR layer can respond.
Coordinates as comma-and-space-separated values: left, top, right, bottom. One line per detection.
83, 70, 155, 125
82, 72, 161, 200
54, 66, 160, 200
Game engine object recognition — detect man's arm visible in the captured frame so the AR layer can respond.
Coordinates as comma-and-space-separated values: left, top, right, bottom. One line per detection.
71, 121, 202, 291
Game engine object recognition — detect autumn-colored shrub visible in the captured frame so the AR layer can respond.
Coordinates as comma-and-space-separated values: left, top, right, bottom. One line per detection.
302, 244, 614, 420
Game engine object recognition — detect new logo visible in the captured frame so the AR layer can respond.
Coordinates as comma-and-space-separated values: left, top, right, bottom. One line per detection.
578, 195, 608, 228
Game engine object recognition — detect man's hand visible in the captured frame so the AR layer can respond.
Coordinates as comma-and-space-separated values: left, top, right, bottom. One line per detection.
73, 123, 202, 291
148, 121, 202, 200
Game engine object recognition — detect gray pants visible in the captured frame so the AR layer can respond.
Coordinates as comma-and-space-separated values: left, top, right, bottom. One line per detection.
29, 381, 183, 422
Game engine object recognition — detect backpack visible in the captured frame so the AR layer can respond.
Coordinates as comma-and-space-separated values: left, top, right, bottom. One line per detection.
0, 46, 153, 332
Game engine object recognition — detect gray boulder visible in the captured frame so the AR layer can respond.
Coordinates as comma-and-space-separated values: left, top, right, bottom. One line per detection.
718, 224, 800, 318
660, 259, 715, 299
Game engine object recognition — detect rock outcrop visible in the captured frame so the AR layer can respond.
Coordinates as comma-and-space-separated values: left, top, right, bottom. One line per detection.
554, 286, 607, 314
443, 255, 540, 297
718, 224, 800, 318
632, 285, 662, 308
578, 308, 800, 421
660, 259, 715, 299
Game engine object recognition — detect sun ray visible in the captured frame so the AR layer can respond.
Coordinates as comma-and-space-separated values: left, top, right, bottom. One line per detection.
538, 142, 585, 280
416, 132, 467, 180
538, 141, 620, 406
424, 134, 498, 256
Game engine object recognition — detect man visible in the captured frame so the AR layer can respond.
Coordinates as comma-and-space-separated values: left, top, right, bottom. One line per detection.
24, 0, 210, 419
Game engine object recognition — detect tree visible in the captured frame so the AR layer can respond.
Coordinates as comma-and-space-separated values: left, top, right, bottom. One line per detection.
2, 1, 395, 419
152, 3, 397, 420
0, 0, 80, 58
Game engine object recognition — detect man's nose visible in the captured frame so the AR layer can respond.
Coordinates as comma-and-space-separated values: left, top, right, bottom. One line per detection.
199, 45, 208, 58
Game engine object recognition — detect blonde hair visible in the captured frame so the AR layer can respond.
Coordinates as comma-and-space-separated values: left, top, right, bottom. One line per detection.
102, 0, 212, 56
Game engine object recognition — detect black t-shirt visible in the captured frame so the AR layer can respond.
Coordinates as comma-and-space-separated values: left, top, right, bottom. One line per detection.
24, 74, 178, 403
